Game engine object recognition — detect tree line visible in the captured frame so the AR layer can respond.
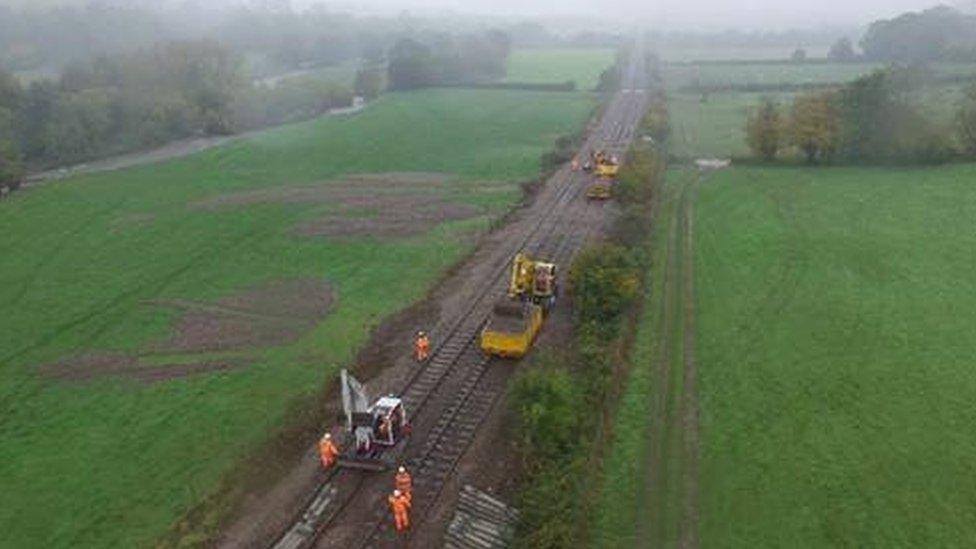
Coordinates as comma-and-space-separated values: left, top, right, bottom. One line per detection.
745, 68, 976, 164
386, 31, 511, 90
0, 40, 359, 187
0, 24, 522, 192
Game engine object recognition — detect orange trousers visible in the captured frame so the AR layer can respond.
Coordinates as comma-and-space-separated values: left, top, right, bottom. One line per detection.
393, 509, 409, 532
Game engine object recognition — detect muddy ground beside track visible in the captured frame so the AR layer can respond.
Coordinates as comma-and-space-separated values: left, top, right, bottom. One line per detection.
39, 277, 334, 384
193, 173, 483, 239
216, 143, 616, 548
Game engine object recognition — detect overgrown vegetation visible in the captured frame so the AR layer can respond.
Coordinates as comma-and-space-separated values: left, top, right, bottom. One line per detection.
745, 97, 783, 160
862, 6, 976, 63
510, 93, 666, 548
386, 32, 511, 90
744, 67, 971, 164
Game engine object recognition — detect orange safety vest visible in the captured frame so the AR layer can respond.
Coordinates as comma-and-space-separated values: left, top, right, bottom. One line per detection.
395, 471, 412, 494
319, 438, 338, 462
389, 494, 410, 514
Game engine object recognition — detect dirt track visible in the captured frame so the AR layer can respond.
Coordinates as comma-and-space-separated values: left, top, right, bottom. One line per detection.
215, 50, 650, 549
643, 174, 700, 549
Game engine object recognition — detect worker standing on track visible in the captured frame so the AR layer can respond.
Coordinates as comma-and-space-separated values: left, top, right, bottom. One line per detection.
318, 433, 338, 470
395, 466, 413, 505
389, 489, 411, 533
414, 331, 430, 362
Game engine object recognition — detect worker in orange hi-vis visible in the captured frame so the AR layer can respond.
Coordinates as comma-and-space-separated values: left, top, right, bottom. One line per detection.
318, 433, 338, 470
395, 466, 413, 505
389, 489, 411, 533
414, 331, 430, 362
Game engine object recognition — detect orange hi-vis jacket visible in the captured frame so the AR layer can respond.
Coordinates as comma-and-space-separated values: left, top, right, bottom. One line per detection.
319, 437, 338, 466
396, 470, 413, 495
389, 492, 410, 531
415, 335, 430, 357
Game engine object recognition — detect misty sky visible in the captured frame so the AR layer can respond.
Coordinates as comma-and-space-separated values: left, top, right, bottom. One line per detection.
328, 0, 944, 29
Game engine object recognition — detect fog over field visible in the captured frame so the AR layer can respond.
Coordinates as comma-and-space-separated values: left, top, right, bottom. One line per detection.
325, 0, 939, 28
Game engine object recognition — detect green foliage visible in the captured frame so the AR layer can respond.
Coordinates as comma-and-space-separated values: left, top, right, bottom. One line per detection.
790, 90, 842, 163
387, 31, 512, 91
641, 99, 672, 145
569, 244, 640, 334
0, 138, 24, 188
828, 37, 858, 62
745, 97, 783, 161
0, 88, 594, 549
958, 84, 976, 156
353, 67, 385, 100
596, 66, 620, 92
861, 6, 976, 63
839, 68, 955, 163
510, 363, 581, 465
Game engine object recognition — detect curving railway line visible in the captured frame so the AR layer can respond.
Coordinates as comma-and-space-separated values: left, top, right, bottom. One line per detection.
269, 45, 650, 549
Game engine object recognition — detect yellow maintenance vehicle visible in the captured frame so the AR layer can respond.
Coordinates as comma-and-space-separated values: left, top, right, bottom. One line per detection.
480, 252, 558, 358
587, 150, 619, 200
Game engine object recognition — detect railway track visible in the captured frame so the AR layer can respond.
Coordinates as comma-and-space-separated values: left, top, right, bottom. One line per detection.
270, 46, 649, 549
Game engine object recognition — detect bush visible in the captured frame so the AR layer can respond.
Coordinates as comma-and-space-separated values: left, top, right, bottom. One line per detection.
510, 362, 581, 465
958, 84, 976, 157
745, 97, 783, 161
569, 244, 640, 334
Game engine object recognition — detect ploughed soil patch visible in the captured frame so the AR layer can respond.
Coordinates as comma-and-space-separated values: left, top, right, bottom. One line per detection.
151, 278, 334, 354
38, 353, 245, 384
191, 172, 482, 238
297, 196, 479, 237
39, 278, 334, 384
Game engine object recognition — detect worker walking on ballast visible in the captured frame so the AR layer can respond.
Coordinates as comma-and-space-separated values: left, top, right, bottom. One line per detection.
395, 466, 413, 505
319, 433, 338, 470
414, 331, 430, 362
389, 489, 411, 533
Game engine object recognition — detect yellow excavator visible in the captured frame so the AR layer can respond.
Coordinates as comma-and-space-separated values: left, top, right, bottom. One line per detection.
587, 150, 619, 200
480, 252, 558, 358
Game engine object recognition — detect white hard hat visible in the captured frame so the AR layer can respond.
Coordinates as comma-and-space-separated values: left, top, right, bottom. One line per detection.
393, 489, 402, 497
323, 433, 331, 439
398, 466, 406, 473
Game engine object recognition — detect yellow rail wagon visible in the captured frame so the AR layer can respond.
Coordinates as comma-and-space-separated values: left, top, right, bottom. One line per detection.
587, 150, 619, 200
481, 252, 557, 358
480, 301, 544, 358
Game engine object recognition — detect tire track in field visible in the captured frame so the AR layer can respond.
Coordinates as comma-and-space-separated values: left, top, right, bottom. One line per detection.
0, 198, 127, 311
678, 178, 700, 549
643, 174, 700, 549
642, 179, 682, 547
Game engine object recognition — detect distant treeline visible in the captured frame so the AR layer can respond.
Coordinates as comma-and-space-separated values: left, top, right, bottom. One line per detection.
745, 68, 976, 164
0, 40, 356, 179
861, 6, 976, 63
0, 2, 621, 191
386, 32, 511, 90
0, 27, 522, 187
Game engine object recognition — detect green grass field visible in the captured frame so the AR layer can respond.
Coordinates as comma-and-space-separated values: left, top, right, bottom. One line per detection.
506, 47, 615, 90
663, 62, 881, 91
0, 88, 595, 548
694, 164, 976, 546
595, 161, 976, 546
670, 92, 791, 159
